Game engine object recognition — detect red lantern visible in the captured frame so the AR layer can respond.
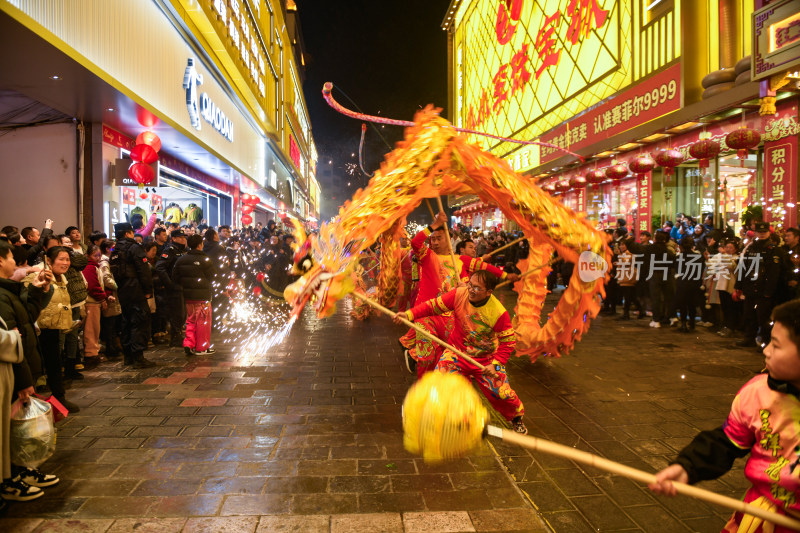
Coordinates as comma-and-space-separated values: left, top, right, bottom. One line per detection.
585, 169, 605, 185
128, 162, 155, 185
136, 131, 161, 153
241, 204, 254, 215
130, 144, 158, 164
543, 183, 556, 195
628, 154, 655, 177
725, 127, 761, 167
252, 286, 262, 296
248, 195, 260, 206
555, 179, 570, 193
688, 138, 720, 171
654, 149, 684, 182
569, 175, 586, 189
241, 193, 250, 204
241, 214, 253, 225
605, 163, 629, 182
256, 272, 266, 282
139, 192, 148, 200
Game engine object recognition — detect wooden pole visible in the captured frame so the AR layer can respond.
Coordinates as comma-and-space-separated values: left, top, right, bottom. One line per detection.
424, 199, 436, 218
495, 257, 559, 289
435, 195, 461, 279
491, 426, 800, 532
484, 236, 526, 259
351, 291, 486, 371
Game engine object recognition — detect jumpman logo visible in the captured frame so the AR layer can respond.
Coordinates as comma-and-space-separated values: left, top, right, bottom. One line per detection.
183, 58, 204, 131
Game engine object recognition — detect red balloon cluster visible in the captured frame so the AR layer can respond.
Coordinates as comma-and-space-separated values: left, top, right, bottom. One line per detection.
240, 193, 259, 226
129, 130, 161, 186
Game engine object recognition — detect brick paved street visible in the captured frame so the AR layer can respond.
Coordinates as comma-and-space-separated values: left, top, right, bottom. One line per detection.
0, 288, 765, 532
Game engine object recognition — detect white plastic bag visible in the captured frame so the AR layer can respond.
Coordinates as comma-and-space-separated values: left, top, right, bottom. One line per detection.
10, 397, 56, 468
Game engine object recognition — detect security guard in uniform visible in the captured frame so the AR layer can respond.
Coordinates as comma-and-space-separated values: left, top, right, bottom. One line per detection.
155, 229, 187, 347
113, 222, 156, 368
735, 221, 784, 348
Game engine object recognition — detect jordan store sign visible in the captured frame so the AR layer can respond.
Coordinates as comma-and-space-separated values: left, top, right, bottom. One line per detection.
184, 58, 235, 142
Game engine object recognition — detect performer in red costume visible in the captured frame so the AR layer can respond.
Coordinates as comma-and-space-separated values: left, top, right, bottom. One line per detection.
398, 211, 518, 377
395, 270, 527, 434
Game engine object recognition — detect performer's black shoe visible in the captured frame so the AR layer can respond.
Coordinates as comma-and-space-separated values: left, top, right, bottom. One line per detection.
512, 417, 528, 435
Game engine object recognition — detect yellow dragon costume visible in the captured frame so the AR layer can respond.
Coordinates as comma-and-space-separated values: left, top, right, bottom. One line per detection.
285, 90, 611, 361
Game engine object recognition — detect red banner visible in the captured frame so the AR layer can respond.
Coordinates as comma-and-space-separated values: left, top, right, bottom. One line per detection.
540, 62, 682, 164
636, 171, 653, 237
576, 187, 586, 214
763, 136, 798, 228
102, 125, 136, 150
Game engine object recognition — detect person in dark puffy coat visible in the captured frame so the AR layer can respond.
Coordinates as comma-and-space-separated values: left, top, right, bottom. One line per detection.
202, 228, 230, 330
173, 235, 216, 356
113, 223, 155, 368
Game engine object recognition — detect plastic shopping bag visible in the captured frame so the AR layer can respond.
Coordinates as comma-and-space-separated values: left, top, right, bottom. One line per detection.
10, 397, 56, 468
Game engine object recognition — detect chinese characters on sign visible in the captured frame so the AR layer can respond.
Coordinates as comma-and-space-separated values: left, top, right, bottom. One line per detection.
763, 137, 798, 228
539, 62, 682, 163
466, 0, 610, 132
636, 171, 652, 237
210, 0, 267, 98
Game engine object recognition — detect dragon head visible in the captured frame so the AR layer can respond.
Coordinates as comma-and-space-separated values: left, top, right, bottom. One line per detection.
283, 221, 355, 319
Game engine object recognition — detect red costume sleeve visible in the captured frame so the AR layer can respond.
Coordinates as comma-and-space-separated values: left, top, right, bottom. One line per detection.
411, 227, 432, 260
491, 311, 515, 365
406, 287, 457, 321
461, 255, 507, 279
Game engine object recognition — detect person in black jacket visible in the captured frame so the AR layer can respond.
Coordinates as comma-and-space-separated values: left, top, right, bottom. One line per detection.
173, 235, 216, 356
0, 240, 61, 501
674, 236, 705, 332
202, 228, 230, 330
154, 229, 187, 347
626, 230, 676, 328
112, 223, 155, 368
735, 222, 785, 348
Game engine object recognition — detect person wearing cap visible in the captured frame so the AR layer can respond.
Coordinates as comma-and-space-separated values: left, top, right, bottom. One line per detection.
735, 221, 785, 349
112, 222, 155, 368
154, 229, 187, 348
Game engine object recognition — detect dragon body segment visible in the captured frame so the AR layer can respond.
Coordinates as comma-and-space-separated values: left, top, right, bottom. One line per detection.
285, 108, 611, 360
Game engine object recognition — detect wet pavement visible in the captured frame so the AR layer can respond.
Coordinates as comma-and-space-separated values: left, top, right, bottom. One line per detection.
0, 288, 764, 532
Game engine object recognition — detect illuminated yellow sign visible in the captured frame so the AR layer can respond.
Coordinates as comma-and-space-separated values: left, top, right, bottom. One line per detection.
453, 0, 680, 165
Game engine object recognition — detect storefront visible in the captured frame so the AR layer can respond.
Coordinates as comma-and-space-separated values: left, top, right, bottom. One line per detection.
443, 0, 799, 239
0, 0, 317, 234
101, 125, 238, 235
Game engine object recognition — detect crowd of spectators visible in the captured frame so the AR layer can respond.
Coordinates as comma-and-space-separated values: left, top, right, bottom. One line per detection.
601, 215, 799, 345
0, 215, 298, 508
447, 214, 800, 350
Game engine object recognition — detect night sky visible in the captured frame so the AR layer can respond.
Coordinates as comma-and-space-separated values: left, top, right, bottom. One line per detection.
296, 0, 452, 220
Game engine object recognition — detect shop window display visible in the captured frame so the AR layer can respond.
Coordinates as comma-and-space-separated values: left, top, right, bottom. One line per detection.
719, 153, 759, 235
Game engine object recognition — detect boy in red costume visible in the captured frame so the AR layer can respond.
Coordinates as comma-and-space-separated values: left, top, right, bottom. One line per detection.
650, 300, 800, 532
398, 212, 518, 377
395, 270, 527, 434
